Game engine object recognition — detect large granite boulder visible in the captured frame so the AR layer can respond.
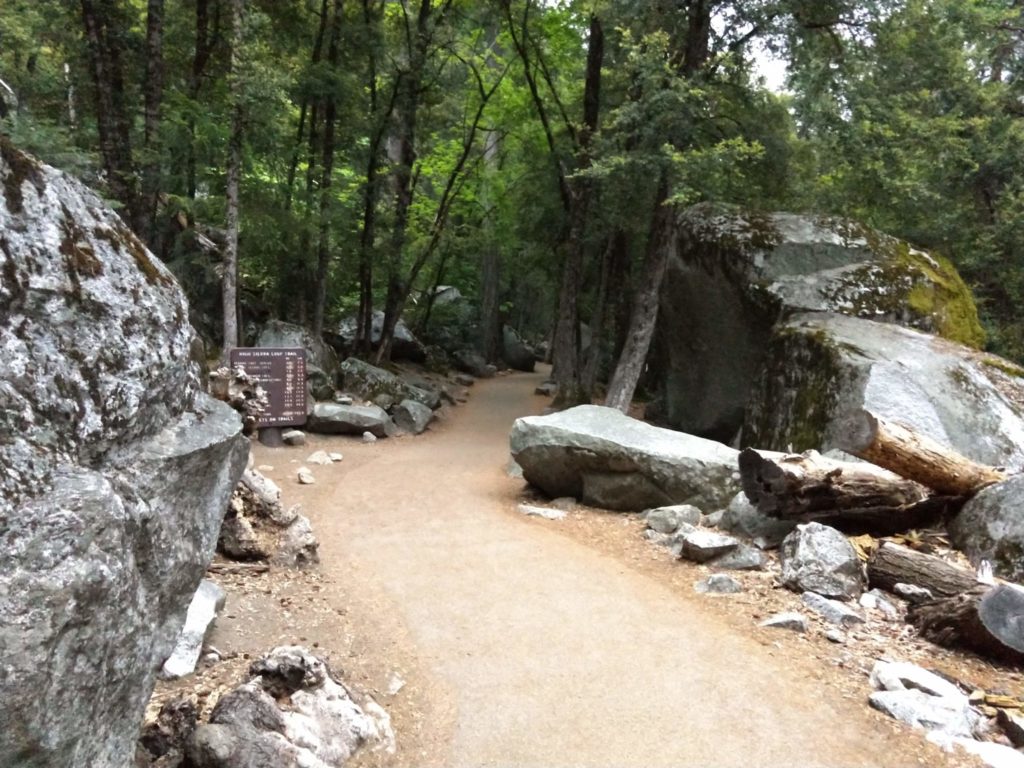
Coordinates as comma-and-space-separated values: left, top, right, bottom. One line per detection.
0, 141, 249, 767
949, 475, 1024, 581
306, 403, 392, 437
502, 325, 536, 372
657, 203, 985, 441
744, 312, 1024, 468
335, 310, 426, 363
256, 319, 339, 400
509, 405, 741, 511
339, 357, 441, 409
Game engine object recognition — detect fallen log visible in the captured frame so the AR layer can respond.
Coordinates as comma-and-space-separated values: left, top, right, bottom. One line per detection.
867, 542, 979, 597
738, 449, 954, 534
207, 561, 270, 576
835, 409, 1006, 496
907, 584, 1024, 665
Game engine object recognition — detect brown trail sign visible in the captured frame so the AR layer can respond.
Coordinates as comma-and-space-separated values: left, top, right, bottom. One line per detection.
229, 347, 307, 428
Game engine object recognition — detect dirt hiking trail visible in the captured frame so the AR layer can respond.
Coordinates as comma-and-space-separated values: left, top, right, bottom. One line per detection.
252, 368, 951, 768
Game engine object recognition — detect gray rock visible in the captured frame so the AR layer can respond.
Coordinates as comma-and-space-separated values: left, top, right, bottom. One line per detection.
339, 357, 440, 410
306, 450, 332, 466
801, 592, 865, 626
235, 469, 295, 527
336, 310, 426, 363
894, 582, 934, 605
550, 497, 577, 511
745, 312, 1024, 467
187, 646, 392, 767
825, 628, 846, 644
718, 492, 796, 549
535, 382, 557, 397
950, 475, 1024, 581
454, 350, 494, 379
393, 398, 433, 435
644, 530, 672, 546
506, 458, 524, 479
677, 530, 740, 563
454, 373, 475, 387
218, 514, 267, 560
273, 515, 319, 568
256, 320, 339, 397
927, 733, 1024, 768
710, 544, 766, 571
869, 689, 980, 739
334, 394, 353, 405
780, 523, 863, 599
306, 403, 390, 437
760, 612, 808, 632
306, 364, 336, 401
373, 392, 396, 411
161, 581, 227, 679
0, 144, 248, 768
282, 429, 306, 446
510, 405, 742, 512
502, 326, 536, 372
694, 574, 742, 594
363, 431, 378, 443
329, 452, 343, 463
645, 504, 703, 534
658, 203, 985, 442
296, 467, 315, 485
702, 509, 725, 528
517, 503, 566, 521
869, 660, 963, 699
860, 589, 900, 620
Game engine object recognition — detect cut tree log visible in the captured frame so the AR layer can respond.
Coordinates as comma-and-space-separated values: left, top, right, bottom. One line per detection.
835, 409, 1006, 496
867, 542, 979, 597
738, 449, 956, 534
907, 584, 1024, 665
869, 543, 1024, 664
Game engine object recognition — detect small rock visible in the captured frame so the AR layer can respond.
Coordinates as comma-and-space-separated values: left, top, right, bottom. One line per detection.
780, 522, 863, 600
218, 514, 268, 561
550, 497, 577, 511
306, 450, 332, 466
281, 429, 306, 446
870, 689, 980, 739
273, 515, 320, 568
710, 544, 766, 571
860, 589, 900, 620
644, 530, 672, 546
718, 491, 796, 548
507, 459, 524, 479
998, 709, 1024, 748
869, 661, 963, 699
677, 530, 739, 563
202, 651, 221, 665
329, 452, 343, 462
645, 504, 703, 534
928, 732, 1024, 768
257, 464, 274, 472
694, 574, 742, 594
894, 582, 934, 604
334, 394, 354, 405
801, 591, 865, 626
297, 467, 315, 484
702, 509, 725, 528
760, 612, 808, 632
393, 398, 433, 435
825, 628, 846, 643
454, 374, 475, 387
362, 431, 378, 443
161, 581, 226, 679
517, 503, 566, 521
535, 382, 557, 396
387, 673, 407, 696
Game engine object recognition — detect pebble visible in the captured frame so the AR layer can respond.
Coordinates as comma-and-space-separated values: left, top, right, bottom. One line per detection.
517, 504, 566, 521
760, 612, 808, 632
694, 574, 742, 594
329, 452, 343, 462
297, 467, 315, 484
362, 432, 377, 443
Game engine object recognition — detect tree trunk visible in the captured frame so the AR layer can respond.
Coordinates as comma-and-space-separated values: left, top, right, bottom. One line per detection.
187, 0, 211, 200
79, 0, 142, 232
480, 246, 502, 364
867, 542, 980, 598
836, 409, 1007, 496
581, 236, 612, 394
738, 449, 956, 534
222, 0, 245, 355
604, 177, 673, 412
141, 0, 164, 244
907, 584, 1024, 664
311, 0, 343, 337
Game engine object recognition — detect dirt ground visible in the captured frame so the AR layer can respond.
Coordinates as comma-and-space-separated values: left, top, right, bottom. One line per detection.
148, 365, 1023, 767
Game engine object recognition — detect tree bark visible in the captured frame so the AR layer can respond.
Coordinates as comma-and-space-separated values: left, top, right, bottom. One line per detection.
867, 542, 980, 598
141, 0, 164, 244
907, 584, 1024, 664
738, 449, 956, 534
187, 0, 212, 200
836, 409, 1007, 496
222, 0, 245, 355
581, 236, 612, 394
604, 176, 673, 412
311, 0, 343, 337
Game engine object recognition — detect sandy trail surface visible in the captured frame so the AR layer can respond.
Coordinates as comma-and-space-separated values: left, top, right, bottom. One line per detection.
241, 367, 958, 768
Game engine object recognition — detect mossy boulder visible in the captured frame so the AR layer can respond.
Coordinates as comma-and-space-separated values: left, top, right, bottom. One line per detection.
744, 312, 1024, 469
657, 203, 984, 441
339, 357, 441, 410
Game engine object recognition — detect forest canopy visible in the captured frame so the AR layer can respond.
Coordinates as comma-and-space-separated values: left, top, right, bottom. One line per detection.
4, 0, 1024, 403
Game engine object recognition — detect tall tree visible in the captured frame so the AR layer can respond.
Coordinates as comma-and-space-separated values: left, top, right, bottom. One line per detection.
222, 0, 245, 355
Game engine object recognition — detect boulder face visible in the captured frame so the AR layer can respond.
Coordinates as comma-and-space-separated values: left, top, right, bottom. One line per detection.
657, 203, 985, 441
335, 310, 427, 363
510, 405, 741, 512
339, 357, 441, 409
949, 475, 1024, 581
0, 142, 249, 767
745, 312, 1024, 469
502, 325, 536, 372
256, 319, 339, 401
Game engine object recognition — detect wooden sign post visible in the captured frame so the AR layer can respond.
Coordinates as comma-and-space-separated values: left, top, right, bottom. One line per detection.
229, 347, 307, 446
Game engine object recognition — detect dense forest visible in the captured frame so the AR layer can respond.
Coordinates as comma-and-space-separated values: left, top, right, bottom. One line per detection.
4, 0, 1024, 407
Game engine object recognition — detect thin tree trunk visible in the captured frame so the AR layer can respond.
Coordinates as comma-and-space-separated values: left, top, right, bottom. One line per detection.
605, 177, 673, 412
311, 0, 343, 337
142, 0, 164, 245
223, 0, 245, 355
607, 228, 632, 362
479, 129, 502, 363
187, 0, 211, 200
581, 236, 613, 394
